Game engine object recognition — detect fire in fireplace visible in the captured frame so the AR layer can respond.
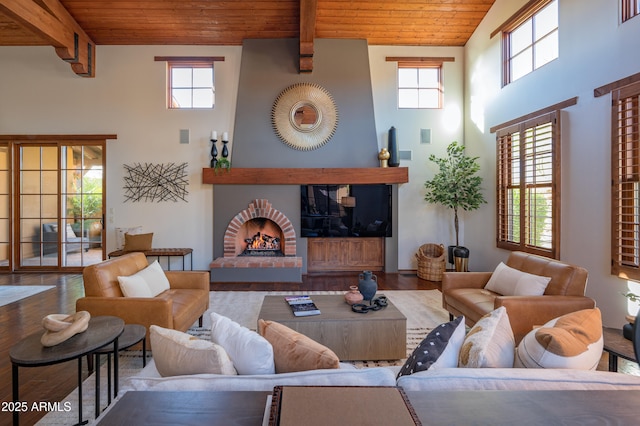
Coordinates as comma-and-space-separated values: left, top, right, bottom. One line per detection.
241, 231, 283, 256
223, 199, 296, 258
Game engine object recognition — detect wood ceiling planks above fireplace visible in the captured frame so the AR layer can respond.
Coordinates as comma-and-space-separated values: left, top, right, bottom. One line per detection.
202, 167, 408, 185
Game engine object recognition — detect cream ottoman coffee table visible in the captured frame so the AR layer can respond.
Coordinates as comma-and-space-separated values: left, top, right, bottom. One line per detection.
258, 294, 406, 361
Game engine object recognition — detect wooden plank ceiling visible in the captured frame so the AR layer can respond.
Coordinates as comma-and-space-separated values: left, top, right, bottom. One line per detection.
0, 0, 495, 75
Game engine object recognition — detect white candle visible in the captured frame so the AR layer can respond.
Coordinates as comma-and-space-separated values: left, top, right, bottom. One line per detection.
223, 132, 229, 141
211, 131, 217, 140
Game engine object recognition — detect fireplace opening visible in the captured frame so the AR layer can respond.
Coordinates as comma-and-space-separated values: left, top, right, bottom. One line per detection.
237, 217, 284, 257
241, 231, 283, 256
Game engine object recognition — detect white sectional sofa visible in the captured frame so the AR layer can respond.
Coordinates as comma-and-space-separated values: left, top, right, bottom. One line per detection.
395, 368, 640, 391
122, 360, 397, 392
122, 361, 640, 392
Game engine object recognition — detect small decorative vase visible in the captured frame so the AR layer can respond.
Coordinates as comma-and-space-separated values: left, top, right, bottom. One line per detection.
344, 286, 364, 305
378, 148, 390, 168
358, 270, 378, 303
388, 126, 399, 167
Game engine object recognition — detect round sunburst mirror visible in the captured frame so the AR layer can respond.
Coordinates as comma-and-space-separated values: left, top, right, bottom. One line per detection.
271, 83, 338, 151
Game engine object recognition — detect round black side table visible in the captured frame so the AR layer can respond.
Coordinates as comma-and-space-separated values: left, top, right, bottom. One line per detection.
92, 324, 146, 410
10, 316, 124, 426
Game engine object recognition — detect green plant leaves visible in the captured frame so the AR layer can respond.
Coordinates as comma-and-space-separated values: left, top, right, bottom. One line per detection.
424, 141, 487, 245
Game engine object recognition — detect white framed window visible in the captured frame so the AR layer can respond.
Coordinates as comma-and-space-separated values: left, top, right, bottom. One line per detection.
502, 0, 558, 85
154, 56, 224, 109
168, 61, 214, 109
397, 63, 442, 109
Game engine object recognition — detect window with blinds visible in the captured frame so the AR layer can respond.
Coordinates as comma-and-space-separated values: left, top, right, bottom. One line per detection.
612, 81, 640, 280
622, 0, 640, 22
496, 112, 559, 258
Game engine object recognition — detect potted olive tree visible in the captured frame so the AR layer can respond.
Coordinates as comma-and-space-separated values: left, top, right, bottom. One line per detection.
424, 141, 486, 270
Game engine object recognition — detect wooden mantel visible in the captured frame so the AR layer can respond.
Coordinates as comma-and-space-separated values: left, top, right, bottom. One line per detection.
202, 167, 408, 185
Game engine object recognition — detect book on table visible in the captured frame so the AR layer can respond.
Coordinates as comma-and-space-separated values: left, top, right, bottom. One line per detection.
285, 295, 321, 316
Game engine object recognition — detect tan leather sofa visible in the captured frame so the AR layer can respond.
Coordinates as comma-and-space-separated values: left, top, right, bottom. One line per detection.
76, 252, 210, 346
442, 251, 595, 344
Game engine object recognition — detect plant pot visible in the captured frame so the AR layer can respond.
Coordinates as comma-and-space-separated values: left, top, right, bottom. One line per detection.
453, 246, 469, 272
447, 245, 456, 266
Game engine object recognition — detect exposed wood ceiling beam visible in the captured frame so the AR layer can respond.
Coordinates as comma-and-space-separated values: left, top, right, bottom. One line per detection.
299, 0, 317, 73
0, 0, 95, 77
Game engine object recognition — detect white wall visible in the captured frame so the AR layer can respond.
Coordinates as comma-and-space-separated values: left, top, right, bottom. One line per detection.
368, 46, 465, 270
0, 45, 242, 270
464, 0, 640, 327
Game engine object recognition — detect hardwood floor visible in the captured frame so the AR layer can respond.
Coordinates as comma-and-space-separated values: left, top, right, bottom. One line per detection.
0, 271, 438, 426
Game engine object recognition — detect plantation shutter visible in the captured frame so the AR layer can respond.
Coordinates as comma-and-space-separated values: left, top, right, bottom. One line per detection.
496, 112, 558, 258
612, 81, 640, 280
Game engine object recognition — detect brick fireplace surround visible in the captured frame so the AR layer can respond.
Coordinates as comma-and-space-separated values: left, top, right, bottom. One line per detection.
210, 199, 303, 280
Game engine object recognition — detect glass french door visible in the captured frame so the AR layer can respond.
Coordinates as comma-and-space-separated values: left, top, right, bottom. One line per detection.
16, 142, 105, 271
0, 145, 9, 269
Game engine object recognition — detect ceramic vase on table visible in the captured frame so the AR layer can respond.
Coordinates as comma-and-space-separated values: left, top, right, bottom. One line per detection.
344, 286, 364, 305
358, 270, 378, 303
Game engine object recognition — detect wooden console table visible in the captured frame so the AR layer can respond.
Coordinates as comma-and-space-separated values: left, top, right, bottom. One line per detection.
108, 248, 193, 271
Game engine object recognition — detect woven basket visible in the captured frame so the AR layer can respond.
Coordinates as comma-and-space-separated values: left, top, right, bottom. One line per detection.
415, 243, 446, 281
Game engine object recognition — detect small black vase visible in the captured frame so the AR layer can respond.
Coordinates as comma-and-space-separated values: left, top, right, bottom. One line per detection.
388, 126, 399, 167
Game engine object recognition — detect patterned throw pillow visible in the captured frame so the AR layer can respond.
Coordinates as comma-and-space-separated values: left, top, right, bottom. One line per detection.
397, 316, 465, 378
514, 308, 603, 370
458, 306, 515, 368
149, 325, 237, 377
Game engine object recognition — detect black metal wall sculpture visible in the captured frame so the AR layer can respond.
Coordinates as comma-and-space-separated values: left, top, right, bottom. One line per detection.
123, 162, 189, 202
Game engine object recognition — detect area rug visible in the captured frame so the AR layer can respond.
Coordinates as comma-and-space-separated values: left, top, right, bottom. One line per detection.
0, 285, 55, 307
37, 290, 448, 425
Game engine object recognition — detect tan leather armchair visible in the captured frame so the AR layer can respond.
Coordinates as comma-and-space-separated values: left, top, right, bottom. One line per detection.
76, 252, 210, 346
442, 251, 596, 344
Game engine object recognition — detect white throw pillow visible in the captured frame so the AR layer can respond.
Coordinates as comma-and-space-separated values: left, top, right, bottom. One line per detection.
150, 325, 237, 377
514, 308, 603, 370
135, 261, 170, 296
210, 312, 275, 375
117, 260, 170, 297
117, 273, 153, 298
484, 262, 551, 296
115, 226, 143, 250
458, 306, 515, 368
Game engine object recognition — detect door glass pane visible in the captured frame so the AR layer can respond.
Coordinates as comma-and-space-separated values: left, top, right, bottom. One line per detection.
42, 146, 57, 170
19, 145, 59, 267
20, 170, 41, 194
16, 142, 104, 270
0, 146, 8, 268
62, 145, 104, 267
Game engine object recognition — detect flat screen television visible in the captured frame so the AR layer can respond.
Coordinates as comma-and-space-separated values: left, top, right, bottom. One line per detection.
300, 184, 392, 238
